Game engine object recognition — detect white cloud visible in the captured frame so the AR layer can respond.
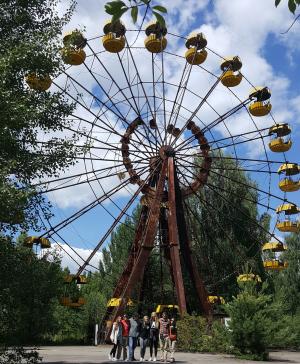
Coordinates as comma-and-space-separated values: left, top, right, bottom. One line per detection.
51, 243, 103, 273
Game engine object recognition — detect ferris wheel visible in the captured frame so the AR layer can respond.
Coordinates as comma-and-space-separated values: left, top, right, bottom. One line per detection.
24, 17, 299, 321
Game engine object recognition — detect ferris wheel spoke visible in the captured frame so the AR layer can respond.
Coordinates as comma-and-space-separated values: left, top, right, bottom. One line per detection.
183, 196, 245, 270
176, 157, 292, 205
65, 70, 157, 156
176, 160, 283, 245
174, 98, 251, 153
36, 204, 98, 272
151, 53, 160, 149
184, 197, 261, 290
36, 163, 148, 194
52, 80, 127, 141
178, 126, 271, 154
125, 41, 160, 142
169, 69, 229, 148
39, 165, 150, 238
178, 168, 263, 272
75, 161, 160, 276
115, 51, 160, 149
165, 62, 190, 145
83, 56, 155, 154
31, 156, 148, 189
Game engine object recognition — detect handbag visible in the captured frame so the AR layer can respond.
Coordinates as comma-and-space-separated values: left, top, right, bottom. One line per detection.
169, 327, 177, 341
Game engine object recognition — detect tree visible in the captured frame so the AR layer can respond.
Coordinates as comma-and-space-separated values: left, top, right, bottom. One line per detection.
0, 235, 65, 344
273, 232, 300, 314
184, 155, 267, 307
0, 0, 79, 233
225, 281, 275, 360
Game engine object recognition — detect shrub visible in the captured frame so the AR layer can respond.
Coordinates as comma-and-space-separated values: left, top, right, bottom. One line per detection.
176, 314, 231, 353
225, 282, 273, 360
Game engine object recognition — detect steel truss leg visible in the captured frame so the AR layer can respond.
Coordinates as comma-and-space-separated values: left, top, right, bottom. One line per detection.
173, 163, 212, 316
104, 159, 168, 341
167, 157, 187, 314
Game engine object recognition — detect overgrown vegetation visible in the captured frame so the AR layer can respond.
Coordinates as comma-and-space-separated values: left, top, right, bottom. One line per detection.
0, 0, 79, 233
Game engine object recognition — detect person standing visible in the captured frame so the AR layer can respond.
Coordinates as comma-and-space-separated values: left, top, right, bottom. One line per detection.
167, 317, 177, 363
159, 312, 170, 362
109, 316, 123, 361
120, 314, 131, 361
149, 312, 159, 362
128, 313, 140, 361
139, 315, 150, 361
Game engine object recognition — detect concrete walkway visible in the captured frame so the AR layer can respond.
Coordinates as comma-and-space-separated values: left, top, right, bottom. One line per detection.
39, 346, 300, 364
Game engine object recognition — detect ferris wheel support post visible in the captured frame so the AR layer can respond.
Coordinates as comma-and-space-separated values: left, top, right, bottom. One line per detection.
167, 157, 187, 314
104, 159, 168, 342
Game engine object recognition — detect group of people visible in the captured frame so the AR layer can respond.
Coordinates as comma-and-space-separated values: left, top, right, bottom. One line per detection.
109, 311, 177, 362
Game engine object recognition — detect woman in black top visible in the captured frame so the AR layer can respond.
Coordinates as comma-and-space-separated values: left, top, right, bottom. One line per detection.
149, 312, 159, 361
139, 315, 150, 361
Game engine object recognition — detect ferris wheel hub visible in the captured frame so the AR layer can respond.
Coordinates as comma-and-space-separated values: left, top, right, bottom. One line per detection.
159, 145, 175, 159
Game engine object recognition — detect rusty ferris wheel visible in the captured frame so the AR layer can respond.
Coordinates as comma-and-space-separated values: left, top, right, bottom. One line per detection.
24, 18, 300, 333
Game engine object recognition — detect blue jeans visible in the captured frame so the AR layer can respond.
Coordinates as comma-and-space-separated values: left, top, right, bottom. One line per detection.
140, 338, 148, 359
128, 336, 137, 360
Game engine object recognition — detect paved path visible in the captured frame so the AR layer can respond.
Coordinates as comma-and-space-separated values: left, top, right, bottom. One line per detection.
39, 346, 300, 364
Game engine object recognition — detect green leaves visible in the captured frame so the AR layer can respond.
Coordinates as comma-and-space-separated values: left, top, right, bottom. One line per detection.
275, 0, 300, 13
152, 5, 167, 13
289, 0, 297, 13
104, 0, 168, 26
131, 6, 138, 23
152, 10, 166, 26
105, 0, 128, 22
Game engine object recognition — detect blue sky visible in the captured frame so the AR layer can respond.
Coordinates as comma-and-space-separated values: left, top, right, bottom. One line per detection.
37, 0, 300, 272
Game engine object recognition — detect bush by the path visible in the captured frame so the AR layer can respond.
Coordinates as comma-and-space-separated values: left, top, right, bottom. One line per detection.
176, 314, 231, 353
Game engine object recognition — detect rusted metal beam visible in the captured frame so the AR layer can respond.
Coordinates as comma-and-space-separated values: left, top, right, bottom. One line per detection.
173, 164, 212, 316
104, 159, 168, 341
167, 157, 187, 315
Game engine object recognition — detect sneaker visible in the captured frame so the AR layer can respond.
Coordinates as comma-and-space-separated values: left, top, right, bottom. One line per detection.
140, 358, 144, 362
149, 358, 152, 362
153, 358, 157, 362
112, 358, 117, 362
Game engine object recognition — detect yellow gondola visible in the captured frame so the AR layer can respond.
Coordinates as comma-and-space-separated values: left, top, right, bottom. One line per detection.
184, 32, 207, 65
102, 20, 126, 53
23, 236, 51, 249
248, 86, 272, 117
269, 123, 292, 152
40, 237, 51, 249
60, 297, 86, 307
220, 56, 242, 87
61, 48, 86, 65
64, 274, 87, 284
278, 163, 300, 192
237, 273, 262, 283
107, 298, 134, 307
63, 30, 87, 49
262, 242, 286, 252
69, 297, 86, 307
144, 21, 167, 53
155, 304, 179, 314
208, 296, 225, 304
60, 297, 72, 306
276, 203, 300, 233
263, 260, 288, 270
25, 74, 52, 91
